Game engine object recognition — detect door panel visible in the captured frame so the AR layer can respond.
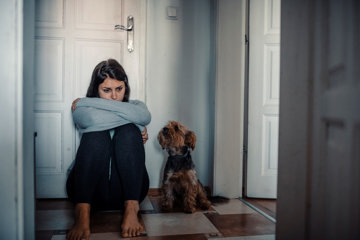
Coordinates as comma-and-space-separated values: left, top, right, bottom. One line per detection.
35, 0, 142, 198
247, 0, 280, 198
74, 40, 124, 97
35, 113, 62, 174
36, 0, 64, 28
75, 0, 124, 30
34, 38, 64, 102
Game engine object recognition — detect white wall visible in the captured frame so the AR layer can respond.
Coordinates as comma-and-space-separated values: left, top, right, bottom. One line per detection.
0, 0, 21, 237
145, 0, 215, 188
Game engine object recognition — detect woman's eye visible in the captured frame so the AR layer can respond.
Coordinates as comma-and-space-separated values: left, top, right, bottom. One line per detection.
116, 87, 123, 92
103, 89, 110, 93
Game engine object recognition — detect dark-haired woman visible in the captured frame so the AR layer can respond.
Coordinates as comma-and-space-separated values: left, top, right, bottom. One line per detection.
66, 59, 151, 240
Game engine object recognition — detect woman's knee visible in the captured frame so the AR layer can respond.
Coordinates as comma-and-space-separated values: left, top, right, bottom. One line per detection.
79, 130, 111, 150
114, 123, 142, 145
76, 130, 112, 165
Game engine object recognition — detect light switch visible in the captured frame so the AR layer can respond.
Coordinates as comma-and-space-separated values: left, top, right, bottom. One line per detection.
167, 6, 178, 20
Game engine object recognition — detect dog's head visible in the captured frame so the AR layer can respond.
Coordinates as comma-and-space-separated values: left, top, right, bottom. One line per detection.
157, 121, 196, 155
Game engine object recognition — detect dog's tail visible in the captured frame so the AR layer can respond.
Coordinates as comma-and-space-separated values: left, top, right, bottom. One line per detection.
203, 186, 230, 204
207, 195, 230, 205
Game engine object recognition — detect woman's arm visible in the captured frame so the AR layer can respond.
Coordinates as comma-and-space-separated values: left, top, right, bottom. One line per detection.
72, 98, 151, 133
75, 98, 151, 126
72, 107, 138, 132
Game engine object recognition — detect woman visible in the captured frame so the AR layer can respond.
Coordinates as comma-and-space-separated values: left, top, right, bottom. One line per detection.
66, 59, 151, 240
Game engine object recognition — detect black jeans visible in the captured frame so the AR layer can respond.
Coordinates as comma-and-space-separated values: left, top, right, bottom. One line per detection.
66, 123, 149, 210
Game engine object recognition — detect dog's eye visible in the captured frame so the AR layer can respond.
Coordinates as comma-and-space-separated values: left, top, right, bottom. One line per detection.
174, 125, 179, 131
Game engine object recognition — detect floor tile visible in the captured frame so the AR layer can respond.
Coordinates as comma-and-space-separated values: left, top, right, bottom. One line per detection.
90, 211, 145, 234
90, 211, 123, 233
36, 210, 74, 231
206, 214, 275, 237
212, 199, 256, 215
148, 195, 215, 214
142, 212, 219, 236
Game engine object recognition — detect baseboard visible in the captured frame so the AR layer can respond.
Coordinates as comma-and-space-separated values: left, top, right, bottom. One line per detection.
148, 188, 161, 196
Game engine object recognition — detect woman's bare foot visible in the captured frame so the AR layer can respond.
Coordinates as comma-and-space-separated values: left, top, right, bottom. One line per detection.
121, 200, 145, 238
66, 203, 91, 240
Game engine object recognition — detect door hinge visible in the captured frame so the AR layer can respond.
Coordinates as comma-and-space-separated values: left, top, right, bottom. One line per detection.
243, 145, 248, 153
245, 34, 249, 45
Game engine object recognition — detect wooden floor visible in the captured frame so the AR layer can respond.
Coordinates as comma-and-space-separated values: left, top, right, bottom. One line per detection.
36, 191, 276, 240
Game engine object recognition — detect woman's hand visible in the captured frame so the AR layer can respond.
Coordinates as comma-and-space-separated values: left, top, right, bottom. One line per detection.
71, 98, 81, 112
141, 127, 149, 144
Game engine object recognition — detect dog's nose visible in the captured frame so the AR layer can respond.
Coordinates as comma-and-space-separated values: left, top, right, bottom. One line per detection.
162, 127, 169, 135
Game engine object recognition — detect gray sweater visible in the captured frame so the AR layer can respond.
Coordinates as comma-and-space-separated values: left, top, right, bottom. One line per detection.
72, 97, 151, 133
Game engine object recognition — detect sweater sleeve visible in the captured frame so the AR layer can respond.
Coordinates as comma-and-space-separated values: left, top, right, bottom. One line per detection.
77, 98, 151, 125
72, 98, 151, 133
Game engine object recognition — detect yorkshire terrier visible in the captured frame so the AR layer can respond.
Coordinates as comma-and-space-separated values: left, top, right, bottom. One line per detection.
157, 121, 211, 213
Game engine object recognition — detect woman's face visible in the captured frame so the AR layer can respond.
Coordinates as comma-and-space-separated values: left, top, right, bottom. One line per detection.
98, 77, 125, 101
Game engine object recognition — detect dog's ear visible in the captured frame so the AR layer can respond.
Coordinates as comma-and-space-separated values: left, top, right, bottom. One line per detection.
157, 134, 166, 149
185, 130, 196, 150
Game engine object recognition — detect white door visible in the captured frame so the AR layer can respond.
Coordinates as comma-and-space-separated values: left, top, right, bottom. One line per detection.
34, 0, 144, 198
247, 0, 280, 198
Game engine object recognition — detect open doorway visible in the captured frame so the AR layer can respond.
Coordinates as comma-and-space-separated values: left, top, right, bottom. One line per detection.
242, 0, 280, 220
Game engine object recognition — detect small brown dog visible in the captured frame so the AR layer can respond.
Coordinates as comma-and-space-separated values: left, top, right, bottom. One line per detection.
157, 121, 211, 213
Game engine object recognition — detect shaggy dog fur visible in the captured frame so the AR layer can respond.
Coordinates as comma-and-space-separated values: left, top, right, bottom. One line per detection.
157, 121, 211, 213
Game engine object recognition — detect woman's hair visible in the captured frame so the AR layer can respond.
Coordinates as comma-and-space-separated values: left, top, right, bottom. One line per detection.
86, 59, 130, 102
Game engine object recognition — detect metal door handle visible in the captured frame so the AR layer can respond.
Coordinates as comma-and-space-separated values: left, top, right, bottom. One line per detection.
114, 16, 134, 52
